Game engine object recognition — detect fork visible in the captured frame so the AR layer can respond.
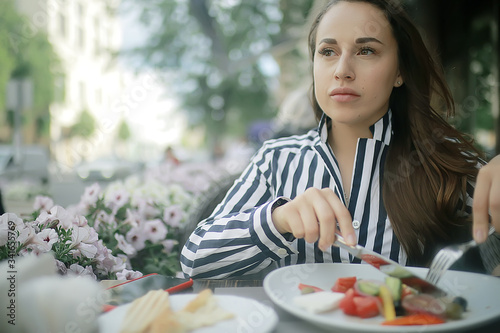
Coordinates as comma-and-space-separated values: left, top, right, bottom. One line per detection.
425, 226, 496, 285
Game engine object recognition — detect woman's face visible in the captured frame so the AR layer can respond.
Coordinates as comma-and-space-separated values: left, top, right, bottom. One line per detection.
313, 1, 402, 131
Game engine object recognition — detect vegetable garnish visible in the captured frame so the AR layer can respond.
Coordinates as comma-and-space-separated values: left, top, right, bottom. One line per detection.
297, 275, 468, 326
382, 313, 445, 326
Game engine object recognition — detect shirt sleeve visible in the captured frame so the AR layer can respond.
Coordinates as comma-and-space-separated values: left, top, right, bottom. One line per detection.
180, 146, 298, 279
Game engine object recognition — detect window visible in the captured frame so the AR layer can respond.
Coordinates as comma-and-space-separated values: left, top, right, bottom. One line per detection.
77, 26, 85, 50
58, 12, 66, 37
54, 74, 66, 103
79, 81, 86, 108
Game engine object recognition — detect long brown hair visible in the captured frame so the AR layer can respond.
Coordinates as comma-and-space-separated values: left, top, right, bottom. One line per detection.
308, 0, 483, 265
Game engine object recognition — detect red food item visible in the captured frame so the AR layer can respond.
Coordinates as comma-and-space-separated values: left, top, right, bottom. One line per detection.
332, 276, 357, 293
297, 283, 323, 293
353, 296, 380, 318
360, 254, 389, 269
402, 294, 446, 317
339, 289, 380, 318
382, 313, 445, 326
339, 288, 357, 316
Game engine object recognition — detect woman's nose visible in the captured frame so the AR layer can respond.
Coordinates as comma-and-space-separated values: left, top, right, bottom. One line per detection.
334, 56, 355, 81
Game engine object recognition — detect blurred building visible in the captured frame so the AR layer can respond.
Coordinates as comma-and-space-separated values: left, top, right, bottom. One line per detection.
14, 0, 127, 169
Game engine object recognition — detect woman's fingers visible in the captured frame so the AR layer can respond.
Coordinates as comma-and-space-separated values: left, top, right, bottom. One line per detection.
322, 189, 356, 246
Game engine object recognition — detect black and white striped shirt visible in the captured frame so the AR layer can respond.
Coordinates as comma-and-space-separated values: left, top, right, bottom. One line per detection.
181, 110, 434, 278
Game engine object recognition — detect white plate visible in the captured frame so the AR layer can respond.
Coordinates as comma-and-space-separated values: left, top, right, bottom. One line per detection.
98, 293, 278, 333
263, 263, 500, 333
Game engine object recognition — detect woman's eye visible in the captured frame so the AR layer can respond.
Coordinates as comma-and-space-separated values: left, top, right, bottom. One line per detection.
318, 48, 335, 57
359, 48, 375, 55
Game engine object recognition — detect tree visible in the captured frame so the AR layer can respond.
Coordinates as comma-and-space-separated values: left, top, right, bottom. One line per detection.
117, 119, 131, 142
121, 0, 315, 151
0, 0, 60, 143
70, 110, 96, 139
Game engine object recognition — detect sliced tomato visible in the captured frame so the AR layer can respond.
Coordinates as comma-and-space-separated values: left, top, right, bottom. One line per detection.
353, 296, 380, 318
360, 254, 389, 269
382, 313, 445, 326
297, 283, 323, 293
339, 288, 357, 316
332, 276, 357, 293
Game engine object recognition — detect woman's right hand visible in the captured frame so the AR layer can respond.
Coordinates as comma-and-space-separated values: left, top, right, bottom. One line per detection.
271, 188, 356, 252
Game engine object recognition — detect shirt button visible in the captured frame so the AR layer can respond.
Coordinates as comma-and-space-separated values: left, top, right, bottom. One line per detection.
277, 248, 287, 256
352, 220, 361, 229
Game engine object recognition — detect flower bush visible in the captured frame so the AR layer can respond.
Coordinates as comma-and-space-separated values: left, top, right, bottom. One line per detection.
0, 173, 195, 280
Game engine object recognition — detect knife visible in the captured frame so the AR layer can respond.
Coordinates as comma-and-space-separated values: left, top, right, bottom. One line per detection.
334, 234, 446, 296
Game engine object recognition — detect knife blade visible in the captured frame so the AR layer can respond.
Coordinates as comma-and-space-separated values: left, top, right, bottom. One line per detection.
334, 234, 446, 296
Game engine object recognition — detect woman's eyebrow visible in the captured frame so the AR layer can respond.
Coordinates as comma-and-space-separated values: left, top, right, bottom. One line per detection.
355, 37, 384, 45
318, 37, 384, 45
318, 38, 337, 45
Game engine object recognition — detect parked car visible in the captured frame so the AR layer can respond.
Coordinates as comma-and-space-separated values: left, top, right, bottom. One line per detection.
0, 145, 50, 184
76, 156, 144, 182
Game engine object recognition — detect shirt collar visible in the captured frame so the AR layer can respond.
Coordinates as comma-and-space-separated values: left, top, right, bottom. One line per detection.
317, 109, 393, 146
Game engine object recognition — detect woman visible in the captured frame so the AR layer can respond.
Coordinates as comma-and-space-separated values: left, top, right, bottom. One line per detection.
181, 0, 500, 279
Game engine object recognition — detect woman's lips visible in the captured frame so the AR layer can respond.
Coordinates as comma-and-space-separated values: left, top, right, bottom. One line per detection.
330, 87, 360, 102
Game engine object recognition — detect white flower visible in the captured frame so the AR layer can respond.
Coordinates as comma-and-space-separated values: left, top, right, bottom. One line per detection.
94, 211, 116, 230
69, 226, 99, 258
34, 228, 59, 250
0, 213, 23, 246
68, 263, 97, 280
16, 223, 36, 245
116, 269, 143, 280
161, 239, 177, 253
72, 215, 88, 227
48, 206, 73, 229
111, 256, 127, 273
94, 240, 117, 275
80, 182, 101, 207
163, 206, 183, 228
33, 195, 55, 212
136, 198, 160, 219
55, 259, 67, 274
143, 219, 167, 243
105, 189, 130, 212
125, 227, 147, 251
117, 254, 132, 269
123, 208, 141, 228
114, 233, 137, 256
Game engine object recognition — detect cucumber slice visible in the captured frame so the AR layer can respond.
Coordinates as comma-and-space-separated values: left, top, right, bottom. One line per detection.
385, 276, 402, 302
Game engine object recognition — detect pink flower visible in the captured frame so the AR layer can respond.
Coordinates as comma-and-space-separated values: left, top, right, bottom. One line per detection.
126, 227, 147, 251
143, 219, 167, 243
114, 233, 137, 256
163, 206, 183, 228
116, 269, 143, 281
33, 196, 54, 212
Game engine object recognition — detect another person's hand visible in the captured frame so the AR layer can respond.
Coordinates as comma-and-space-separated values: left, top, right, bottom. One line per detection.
271, 188, 356, 251
473, 154, 500, 243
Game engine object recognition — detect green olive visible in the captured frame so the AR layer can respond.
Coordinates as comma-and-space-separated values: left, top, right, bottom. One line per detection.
445, 302, 464, 319
300, 287, 316, 294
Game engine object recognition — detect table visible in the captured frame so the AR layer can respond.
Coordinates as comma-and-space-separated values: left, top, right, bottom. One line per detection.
102, 276, 500, 332
184, 277, 500, 333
